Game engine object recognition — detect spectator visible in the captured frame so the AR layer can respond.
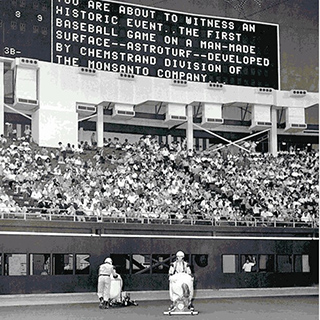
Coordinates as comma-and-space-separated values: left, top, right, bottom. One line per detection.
24, 126, 32, 142
0, 134, 7, 146
242, 257, 256, 272
91, 133, 97, 148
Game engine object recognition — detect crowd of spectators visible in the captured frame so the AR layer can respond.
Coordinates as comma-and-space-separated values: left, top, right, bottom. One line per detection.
0, 133, 318, 227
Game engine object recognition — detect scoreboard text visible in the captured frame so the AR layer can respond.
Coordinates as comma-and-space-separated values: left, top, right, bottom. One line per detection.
1, 0, 280, 88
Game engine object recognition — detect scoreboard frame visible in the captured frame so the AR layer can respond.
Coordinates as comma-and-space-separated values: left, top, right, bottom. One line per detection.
1, 0, 281, 89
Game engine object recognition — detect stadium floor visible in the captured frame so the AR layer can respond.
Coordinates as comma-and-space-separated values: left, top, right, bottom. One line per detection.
0, 286, 317, 307
0, 287, 318, 320
0, 295, 318, 320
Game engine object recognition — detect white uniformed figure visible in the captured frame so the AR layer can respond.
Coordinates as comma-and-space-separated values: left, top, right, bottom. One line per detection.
97, 257, 118, 309
168, 251, 194, 311
169, 251, 192, 276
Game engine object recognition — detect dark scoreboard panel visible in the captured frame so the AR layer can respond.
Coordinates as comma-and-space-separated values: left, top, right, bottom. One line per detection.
0, 0, 51, 61
0, 0, 280, 89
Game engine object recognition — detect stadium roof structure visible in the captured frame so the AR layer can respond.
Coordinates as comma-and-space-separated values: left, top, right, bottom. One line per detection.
0, 0, 318, 150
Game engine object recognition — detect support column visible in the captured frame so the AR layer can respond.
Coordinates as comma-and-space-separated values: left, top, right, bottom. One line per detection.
269, 106, 278, 156
202, 138, 208, 150
97, 104, 104, 148
79, 127, 84, 144
186, 104, 193, 151
0, 61, 4, 136
16, 124, 22, 138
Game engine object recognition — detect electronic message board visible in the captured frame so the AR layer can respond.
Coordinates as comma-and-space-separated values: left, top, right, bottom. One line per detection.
0, 0, 280, 89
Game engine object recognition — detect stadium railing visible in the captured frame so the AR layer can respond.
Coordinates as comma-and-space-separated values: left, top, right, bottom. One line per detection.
0, 209, 318, 229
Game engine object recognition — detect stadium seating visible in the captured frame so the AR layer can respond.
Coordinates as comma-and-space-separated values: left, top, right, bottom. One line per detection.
0, 135, 318, 228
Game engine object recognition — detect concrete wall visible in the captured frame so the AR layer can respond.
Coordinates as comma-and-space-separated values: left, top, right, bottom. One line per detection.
35, 60, 318, 148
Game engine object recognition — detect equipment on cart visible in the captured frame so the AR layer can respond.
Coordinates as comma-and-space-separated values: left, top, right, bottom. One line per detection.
163, 273, 199, 315
107, 275, 138, 308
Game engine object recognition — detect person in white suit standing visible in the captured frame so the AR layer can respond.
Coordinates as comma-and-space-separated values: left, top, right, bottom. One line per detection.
97, 257, 119, 309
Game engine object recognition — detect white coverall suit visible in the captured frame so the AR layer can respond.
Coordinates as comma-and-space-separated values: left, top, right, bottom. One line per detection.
168, 260, 194, 305
97, 262, 118, 302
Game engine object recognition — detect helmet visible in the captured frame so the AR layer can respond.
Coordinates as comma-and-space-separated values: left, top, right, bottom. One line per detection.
176, 251, 185, 258
104, 257, 113, 264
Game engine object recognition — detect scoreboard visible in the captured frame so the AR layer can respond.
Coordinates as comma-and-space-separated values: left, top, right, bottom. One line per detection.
0, 0, 280, 89
0, 0, 51, 61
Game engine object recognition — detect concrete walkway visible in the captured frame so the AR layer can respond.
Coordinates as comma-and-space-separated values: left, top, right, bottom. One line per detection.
0, 286, 318, 307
